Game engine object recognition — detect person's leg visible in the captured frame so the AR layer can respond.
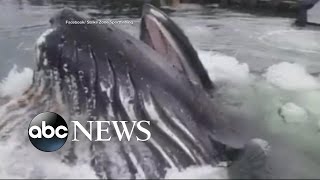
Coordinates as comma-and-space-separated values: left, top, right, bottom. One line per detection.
296, 3, 308, 26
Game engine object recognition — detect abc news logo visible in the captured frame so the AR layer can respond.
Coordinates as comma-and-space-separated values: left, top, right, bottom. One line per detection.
28, 112, 151, 152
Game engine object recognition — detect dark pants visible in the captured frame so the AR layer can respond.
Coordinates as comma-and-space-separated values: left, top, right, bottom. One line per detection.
296, 5, 308, 26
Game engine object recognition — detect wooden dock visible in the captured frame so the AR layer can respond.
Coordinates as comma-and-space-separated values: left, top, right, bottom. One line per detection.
159, 0, 300, 12
219, 0, 299, 10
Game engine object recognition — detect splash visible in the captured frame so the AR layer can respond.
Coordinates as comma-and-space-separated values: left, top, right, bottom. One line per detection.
198, 50, 251, 84
0, 138, 98, 179
0, 65, 33, 98
264, 62, 320, 91
279, 102, 309, 123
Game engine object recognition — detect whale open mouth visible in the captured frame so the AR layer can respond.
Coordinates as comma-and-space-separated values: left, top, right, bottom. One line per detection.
140, 4, 215, 93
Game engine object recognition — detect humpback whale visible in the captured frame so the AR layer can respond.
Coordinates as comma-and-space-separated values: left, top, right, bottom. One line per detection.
0, 4, 270, 179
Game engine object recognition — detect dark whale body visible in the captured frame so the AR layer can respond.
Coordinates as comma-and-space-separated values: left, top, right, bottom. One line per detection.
32, 5, 269, 179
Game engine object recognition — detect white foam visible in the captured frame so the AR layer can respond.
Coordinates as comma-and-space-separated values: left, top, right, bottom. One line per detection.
0, 139, 97, 179
264, 62, 320, 91
198, 50, 251, 83
0, 65, 33, 97
280, 102, 309, 123
165, 165, 229, 179
36, 28, 54, 47
251, 138, 271, 153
